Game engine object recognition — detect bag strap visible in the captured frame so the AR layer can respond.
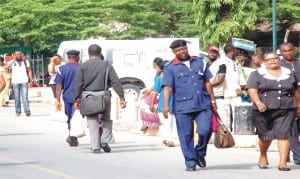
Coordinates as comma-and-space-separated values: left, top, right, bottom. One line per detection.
104, 61, 110, 91
213, 111, 225, 125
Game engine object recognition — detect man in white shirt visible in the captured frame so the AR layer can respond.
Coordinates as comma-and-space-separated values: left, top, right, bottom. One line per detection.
5, 51, 33, 116
222, 45, 246, 130
208, 46, 231, 129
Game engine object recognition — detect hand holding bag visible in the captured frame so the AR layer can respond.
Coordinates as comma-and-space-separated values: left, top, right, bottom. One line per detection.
212, 112, 220, 133
214, 112, 235, 148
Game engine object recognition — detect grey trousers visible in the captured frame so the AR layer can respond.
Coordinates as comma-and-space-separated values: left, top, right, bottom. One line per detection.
83, 90, 115, 150
86, 115, 101, 150
86, 117, 115, 150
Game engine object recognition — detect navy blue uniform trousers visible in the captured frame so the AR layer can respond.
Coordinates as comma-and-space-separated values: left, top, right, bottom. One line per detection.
64, 102, 75, 130
175, 109, 212, 167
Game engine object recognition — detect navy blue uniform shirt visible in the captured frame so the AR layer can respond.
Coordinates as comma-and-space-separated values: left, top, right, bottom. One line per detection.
55, 62, 79, 103
163, 56, 213, 114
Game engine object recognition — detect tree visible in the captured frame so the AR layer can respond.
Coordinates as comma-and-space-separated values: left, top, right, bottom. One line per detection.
98, 0, 197, 39
0, 0, 197, 54
254, 0, 300, 46
0, 0, 111, 53
193, 0, 258, 49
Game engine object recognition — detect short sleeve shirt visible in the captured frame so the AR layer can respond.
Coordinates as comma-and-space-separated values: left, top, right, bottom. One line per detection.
11, 60, 30, 84
153, 75, 173, 113
55, 63, 79, 103
208, 58, 226, 97
246, 66, 297, 110
163, 57, 212, 114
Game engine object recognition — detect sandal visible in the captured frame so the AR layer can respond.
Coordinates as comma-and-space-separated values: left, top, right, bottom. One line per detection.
166, 141, 175, 147
258, 163, 268, 169
278, 166, 290, 171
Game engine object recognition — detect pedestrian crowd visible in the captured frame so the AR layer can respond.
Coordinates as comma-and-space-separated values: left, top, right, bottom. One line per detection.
1, 40, 300, 172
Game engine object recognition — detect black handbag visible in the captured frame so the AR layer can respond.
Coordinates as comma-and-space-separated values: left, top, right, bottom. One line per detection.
80, 64, 110, 116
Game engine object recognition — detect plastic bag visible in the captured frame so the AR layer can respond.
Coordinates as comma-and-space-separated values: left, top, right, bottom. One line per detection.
70, 110, 85, 137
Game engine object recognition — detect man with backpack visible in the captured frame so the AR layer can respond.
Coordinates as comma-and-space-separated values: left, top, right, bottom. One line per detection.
5, 50, 32, 117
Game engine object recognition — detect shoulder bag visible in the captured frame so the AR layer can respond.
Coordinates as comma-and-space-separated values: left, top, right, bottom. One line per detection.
80, 63, 111, 116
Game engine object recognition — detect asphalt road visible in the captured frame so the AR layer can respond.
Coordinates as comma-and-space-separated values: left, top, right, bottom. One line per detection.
0, 102, 300, 179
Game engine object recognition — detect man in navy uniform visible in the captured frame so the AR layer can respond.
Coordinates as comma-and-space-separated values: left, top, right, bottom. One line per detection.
279, 42, 300, 165
55, 50, 80, 146
163, 39, 217, 171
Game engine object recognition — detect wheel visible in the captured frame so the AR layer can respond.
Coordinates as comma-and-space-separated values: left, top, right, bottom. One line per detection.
122, 84, 140, 99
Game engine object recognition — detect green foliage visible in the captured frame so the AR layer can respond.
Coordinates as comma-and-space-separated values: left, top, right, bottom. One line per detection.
0, 0, 298, 53
0, 0, 197, 53
0, 0, 110, 53
193, 0, 258, 49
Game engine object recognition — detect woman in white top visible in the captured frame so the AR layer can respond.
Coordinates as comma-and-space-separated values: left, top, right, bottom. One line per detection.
48, 55, 63, 98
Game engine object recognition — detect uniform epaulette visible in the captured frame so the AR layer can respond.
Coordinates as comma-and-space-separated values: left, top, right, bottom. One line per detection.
165, 60, 173, 66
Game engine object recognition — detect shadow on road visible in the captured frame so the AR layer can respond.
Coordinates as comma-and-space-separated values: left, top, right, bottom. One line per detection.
0, 133, 44, 137
0, 161, 39, 167
79, 143, 164, 153
207, 163, 253, 170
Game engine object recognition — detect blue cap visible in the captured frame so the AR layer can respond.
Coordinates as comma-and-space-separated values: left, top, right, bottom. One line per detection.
66, 50, 80, 56
169, 39, 189, 49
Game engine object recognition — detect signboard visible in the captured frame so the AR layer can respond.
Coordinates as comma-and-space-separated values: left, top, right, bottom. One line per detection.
232, 38, 256, 52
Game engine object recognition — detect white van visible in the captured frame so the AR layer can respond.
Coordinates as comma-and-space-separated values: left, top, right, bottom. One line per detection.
57, 38, 200, 97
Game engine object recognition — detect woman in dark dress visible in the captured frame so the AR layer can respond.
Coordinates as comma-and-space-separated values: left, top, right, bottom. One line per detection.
247, 52, 300, 171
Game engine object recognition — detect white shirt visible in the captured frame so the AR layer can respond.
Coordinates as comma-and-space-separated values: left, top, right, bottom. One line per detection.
223, 56, 245, 98
48, 63, 64, 85
209, 58, 226, 97
10, 60, 30, 84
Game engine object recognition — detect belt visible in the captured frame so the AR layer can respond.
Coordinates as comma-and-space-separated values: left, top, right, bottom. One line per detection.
215, 96, 224, 99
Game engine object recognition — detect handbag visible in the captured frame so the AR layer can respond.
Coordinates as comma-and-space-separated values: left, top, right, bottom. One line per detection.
80, 64, 110, 116
214, 112, 235, 148
139, 109, 160, 128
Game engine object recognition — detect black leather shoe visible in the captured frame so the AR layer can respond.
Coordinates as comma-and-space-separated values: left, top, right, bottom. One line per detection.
198, 157, 206, 168
185, 166, 196, 171
66, 136, 79, 147
101, 143, 111, 153
294, 159, 300, 165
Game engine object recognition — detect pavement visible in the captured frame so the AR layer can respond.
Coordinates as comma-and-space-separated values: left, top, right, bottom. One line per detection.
2, 89, 300, 178
27, 87, 260, 148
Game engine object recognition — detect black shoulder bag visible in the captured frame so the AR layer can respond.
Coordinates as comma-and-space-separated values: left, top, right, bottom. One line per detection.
80, 63, 110, 116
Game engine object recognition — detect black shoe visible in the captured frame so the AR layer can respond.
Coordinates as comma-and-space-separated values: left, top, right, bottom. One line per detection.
198, 157, 206, 168
92, 149, 101, 153
185, 166, 196, 171
66, 136, 78, 147
278, 166, 290, 171
101, 143, 111, 153
25, 112, 31, 117
294, 158, 300, 165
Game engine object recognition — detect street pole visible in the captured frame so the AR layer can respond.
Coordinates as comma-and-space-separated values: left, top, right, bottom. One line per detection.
272, 0, 277, 52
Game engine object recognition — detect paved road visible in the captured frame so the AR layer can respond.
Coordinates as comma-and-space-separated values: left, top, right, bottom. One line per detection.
0, 102, 300, 179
